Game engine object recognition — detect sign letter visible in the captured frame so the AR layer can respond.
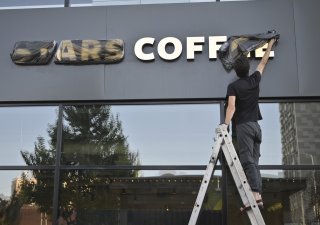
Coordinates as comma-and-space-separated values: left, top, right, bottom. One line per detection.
187, 37, 205, 60
157, 37, 182, 61
255, 43, 274, 58
55, 40, 77, 61
209, 36, 227, 59
81, 40, 102, 61
10, 41, 57, 65
134, 37, 155, 61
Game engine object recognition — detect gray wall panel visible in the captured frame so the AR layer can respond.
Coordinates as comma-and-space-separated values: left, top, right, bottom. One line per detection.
0, 0, 317, 102
294, 0, 320, 96
0, 7, 107, 101
105, 1, 298, 99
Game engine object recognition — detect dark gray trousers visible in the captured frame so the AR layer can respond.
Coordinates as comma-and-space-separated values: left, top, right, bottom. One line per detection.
236, 121, 262, 193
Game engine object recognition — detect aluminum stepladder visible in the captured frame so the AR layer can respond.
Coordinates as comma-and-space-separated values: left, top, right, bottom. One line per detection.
188, 125, 265, 225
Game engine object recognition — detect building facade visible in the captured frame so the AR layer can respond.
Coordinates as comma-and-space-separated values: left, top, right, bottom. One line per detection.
0, 0, 320, 225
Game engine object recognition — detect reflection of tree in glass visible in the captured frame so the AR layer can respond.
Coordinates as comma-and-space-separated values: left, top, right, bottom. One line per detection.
0, 191, 23, 225
0, 197, 9, 224
18, 105, 139, 225
59, 105, 139, 169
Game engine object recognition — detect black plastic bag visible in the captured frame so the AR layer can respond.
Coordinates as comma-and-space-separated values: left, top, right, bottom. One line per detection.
218, 30, 280, 71
11, 41, 57, 65
54, 39, 124, 65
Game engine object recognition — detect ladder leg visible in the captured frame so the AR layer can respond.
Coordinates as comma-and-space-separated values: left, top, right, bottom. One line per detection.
220, 128, 265, 225
188, 125, 266, 225
188, 131, 224, 225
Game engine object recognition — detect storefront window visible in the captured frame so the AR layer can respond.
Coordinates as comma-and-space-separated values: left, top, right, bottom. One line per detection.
61, 104, 220, 166
227, 169, 320, 225
0, 102, 319, 225
257, 102, 320, 166
0, 0, 64, 8
0, 170, 54, 225
258, 103, 283, 165
280, 103, 320, 166
58, 170, 222, 225
0, 106, 58, 165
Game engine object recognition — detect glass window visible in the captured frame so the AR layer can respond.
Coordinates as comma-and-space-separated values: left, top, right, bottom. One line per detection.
256, 102, 320, 165
226, 103, 284, 165
90, 0, 219, 6
0, 106, 58, 165
70, 0, 92, 7
58, 170, 222, 225
227, 169, 320, 225
281, 102, 320, 166
259, 103, 283, 165
0, 170, 54, 225
61, 104, 220, 165
220, 0, 254, 2
0, 0, 64, 8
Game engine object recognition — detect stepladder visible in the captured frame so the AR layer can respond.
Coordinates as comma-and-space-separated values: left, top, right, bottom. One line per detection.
188, 125, 265, 225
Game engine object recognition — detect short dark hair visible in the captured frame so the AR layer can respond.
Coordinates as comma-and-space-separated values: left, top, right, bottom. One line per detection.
234, 55, 250, 78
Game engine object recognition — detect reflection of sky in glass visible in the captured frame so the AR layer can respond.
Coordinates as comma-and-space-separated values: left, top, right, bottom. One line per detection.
0, 171, 23, 200
0, 107, 57, 197
113, 104, 221, 177
113, 104, 282, 166
259, 104, 282, 165
0, 103, 283, 197
0, 107, 57, 165
114, 104, 282, 177
113, 104, 220, 166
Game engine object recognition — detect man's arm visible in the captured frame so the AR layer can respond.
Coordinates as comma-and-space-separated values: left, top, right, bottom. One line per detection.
256, 38, 276, 75
224, 96, 236, 125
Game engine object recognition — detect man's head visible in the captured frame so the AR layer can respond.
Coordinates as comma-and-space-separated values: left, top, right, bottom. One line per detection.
234, 55, 250, 78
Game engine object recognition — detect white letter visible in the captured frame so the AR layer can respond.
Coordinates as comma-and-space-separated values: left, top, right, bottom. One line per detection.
134, 37, 155, 61
255, 43, 274, 58
187, 37, 205, 60
209, 36, 227, 59
157, 37, 182, 61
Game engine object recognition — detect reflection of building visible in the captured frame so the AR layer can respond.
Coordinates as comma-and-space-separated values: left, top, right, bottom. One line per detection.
11, 177, 52, 225
280, 103, 320, 224
11, 176, 36, 195
281, 103, 320, 168
69, 175, 222, 225
20, 205, 51, 225
66, 174, 304, 225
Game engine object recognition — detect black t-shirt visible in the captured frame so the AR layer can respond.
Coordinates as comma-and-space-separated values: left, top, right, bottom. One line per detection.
226, 71, 262, 125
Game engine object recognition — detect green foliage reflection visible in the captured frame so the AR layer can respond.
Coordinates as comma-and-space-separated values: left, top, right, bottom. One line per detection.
13, 105, 139, 225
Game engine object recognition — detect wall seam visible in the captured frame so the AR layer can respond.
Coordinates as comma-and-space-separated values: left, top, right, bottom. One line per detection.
104, 7, 108, 97
291, 0, 301, 96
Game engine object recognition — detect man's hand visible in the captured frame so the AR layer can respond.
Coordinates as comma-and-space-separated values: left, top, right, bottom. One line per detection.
220, 123, 229, 131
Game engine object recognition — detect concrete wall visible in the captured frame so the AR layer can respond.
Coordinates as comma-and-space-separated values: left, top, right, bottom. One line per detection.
0, 0, 319, 102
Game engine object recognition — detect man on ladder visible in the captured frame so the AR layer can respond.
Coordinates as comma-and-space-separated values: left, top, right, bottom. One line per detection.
222, 37, 276, 211
188, 37, 277, 225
